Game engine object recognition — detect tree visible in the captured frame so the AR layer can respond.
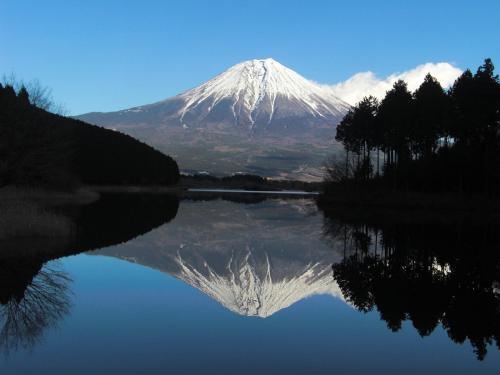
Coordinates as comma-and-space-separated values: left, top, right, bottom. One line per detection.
335, 96, 378, 181
377, 80, 414, 189
335, 109, 359, 179
473, 58, 500, 195
413, 74, 448, 159
17, 86, 30, 106
448, 69, 475, 143
328, 58, 500, 197
448, 59, 500, 195
355, 96, 379, 179
1, 74, 66, 114
0, 83, 180, 188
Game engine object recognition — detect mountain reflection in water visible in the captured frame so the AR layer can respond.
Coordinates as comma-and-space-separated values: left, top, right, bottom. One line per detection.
93, 197, 343, 317
0, 193, 499, 365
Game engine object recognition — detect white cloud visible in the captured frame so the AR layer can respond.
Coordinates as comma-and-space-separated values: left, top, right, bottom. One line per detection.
329, 62, 463, 106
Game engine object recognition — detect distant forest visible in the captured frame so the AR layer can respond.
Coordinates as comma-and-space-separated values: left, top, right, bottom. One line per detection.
328, 59, 500, 196
0, 84, 179, 189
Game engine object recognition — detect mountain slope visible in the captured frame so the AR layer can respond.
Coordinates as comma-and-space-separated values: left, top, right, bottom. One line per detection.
175, 58, 348, 130
78, 59, 349, 180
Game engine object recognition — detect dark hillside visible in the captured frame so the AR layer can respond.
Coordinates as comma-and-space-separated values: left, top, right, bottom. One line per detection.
0, 84, 179, 188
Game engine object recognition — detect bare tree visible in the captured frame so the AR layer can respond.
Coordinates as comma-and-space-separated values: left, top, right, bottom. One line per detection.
1, 73, 67, 115
323, 150, 354, 183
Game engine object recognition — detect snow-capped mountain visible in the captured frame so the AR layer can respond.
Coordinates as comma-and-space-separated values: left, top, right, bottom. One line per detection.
80, 58, 349, 132
175, 58, 348, 129
77, 59, 349, 180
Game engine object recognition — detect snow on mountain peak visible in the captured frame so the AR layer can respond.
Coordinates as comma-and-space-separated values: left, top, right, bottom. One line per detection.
177, 58, 349, 127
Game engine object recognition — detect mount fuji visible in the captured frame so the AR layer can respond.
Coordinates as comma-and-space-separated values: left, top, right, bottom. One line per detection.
78, 59, 349, 180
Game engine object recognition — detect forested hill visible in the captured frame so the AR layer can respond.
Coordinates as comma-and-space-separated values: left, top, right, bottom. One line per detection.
0, 84, 180, 188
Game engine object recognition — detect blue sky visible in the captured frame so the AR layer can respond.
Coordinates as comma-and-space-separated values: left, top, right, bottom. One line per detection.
1, 0, 499, 114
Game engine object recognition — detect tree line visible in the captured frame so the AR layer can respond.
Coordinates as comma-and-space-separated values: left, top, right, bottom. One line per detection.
0, 83, 180, 189
329, 58, 500, 196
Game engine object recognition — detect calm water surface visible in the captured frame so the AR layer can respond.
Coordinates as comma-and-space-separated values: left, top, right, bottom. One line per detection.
0, 195, 499, 374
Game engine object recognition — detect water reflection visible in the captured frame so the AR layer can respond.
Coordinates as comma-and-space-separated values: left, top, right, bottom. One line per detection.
93, 198, 343, 317
0, 193, 180, 355
320, 207, 500, 360
0, 260, 71, 354
0, 193, 499, 365
69, 193, 179, 251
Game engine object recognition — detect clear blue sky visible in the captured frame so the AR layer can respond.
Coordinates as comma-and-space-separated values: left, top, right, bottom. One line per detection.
1, 0, 499, 114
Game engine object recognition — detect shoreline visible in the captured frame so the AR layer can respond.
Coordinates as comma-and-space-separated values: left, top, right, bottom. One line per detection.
0, 186, 100, 206
3, 184, 500, 214
317, 189, 500, 215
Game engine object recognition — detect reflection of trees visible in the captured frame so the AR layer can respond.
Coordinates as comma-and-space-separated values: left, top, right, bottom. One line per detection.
0, 193, 179, 355
323, 213, 500, 360
72, 193, 179, 252
0, 261, 71, 354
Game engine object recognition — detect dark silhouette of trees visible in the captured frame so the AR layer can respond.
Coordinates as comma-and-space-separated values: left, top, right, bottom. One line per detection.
71, 193, 179, 251
0, 83, 180, 188
0, 192, 181, 354
321, 207, 500, 361
0, 261, 71, 354
378, 80, 414, 165
1, 74, 66, 114
413, 74, 449, 159
0, 84, 72, 187
335, 96, 379, 181
328, 58, 500, 196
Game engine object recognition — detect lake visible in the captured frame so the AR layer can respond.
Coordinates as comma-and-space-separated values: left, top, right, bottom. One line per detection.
0, 194, 499, 374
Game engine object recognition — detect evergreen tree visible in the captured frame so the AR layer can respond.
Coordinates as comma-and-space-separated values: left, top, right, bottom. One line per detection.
413, 74, 448, 159
17, 86, 30, 106
328, 58, 500, 197
377, 80, 414, 188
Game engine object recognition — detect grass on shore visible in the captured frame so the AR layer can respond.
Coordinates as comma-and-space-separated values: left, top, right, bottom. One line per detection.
0, 187, 90, 239
0, 186, 99, 205
0, 200, 74, 239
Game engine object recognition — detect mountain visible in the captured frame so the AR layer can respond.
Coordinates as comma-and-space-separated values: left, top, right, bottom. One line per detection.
92, 198, 345, 317
176, 58, 348, 130
77, 59, 349, 180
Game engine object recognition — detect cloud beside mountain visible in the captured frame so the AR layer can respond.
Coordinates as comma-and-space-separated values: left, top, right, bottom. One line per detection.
77, 59, 464, 180
330, 62, 463, 106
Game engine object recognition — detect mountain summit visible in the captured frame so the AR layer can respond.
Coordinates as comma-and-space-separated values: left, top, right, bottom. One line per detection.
81, 58, 348, 132
78, 59, 349, 179
175, 58, 349, 129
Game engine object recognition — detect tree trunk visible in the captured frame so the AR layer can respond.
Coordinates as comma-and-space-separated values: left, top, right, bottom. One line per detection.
345, 150, 349, 180
377, 148, 380, 177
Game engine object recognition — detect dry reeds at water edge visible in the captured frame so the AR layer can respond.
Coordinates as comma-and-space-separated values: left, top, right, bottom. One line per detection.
0, 200, 73, 240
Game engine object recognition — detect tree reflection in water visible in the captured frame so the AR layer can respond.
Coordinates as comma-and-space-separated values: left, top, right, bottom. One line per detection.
0, 261, 71, 354
322, 210, 500, 360
0, 193, 180, 356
